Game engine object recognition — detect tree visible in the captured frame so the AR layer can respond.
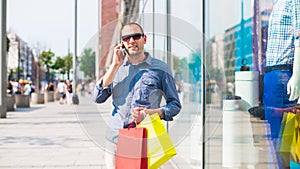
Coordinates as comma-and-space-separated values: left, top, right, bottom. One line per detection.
79, 48, 95, 79
39, 50, 55, 89
52, 56, 66, 77
64, 53, 72, 80
188, 49, 201, 83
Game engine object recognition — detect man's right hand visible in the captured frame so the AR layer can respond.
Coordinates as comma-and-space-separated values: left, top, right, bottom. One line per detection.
112, 44, 126, 67
101, 44, 126, 88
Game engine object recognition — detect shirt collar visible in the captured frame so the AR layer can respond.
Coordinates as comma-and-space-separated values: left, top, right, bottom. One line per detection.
124, 52, 153, 66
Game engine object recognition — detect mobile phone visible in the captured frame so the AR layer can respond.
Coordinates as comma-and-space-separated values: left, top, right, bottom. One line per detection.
121, 42, 127, 55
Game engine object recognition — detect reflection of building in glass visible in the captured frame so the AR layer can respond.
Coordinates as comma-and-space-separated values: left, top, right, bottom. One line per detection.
235, 17, 253, 71
220, 9, 271, 82
97, 0, 140, 78
210, 34, 224, 70
223, 27, 237, 82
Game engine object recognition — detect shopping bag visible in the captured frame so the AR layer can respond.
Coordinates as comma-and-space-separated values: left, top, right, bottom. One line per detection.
290, 114, 300, 162
275, 112, 291, 167
138, 113, 176, 169
290, 160, 300, 169
277, 113, 296, 154
116, 124, 148, 169
296, 122, 300, 162
276, 112, 288, 153
294, 105, 300, 162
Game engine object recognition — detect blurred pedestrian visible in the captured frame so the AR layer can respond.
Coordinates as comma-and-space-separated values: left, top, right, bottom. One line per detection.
56, 80, 66, 104
66, 80, 73, 104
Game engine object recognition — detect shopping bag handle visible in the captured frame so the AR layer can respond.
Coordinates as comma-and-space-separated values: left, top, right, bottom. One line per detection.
273, 105, 300, 115
127, 111, 142, 129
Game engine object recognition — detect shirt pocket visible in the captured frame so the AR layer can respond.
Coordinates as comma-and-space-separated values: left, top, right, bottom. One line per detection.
140, 77, 158, 102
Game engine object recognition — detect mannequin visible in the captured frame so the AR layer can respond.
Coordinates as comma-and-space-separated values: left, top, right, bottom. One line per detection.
287, 38, 300, 101
263, 0, 300, 168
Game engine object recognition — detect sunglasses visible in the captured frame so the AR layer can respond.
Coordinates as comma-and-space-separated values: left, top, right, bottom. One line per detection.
121, 33, 144, 42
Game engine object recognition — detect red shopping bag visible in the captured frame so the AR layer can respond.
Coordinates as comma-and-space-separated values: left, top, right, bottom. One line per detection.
116, 123, 148, 169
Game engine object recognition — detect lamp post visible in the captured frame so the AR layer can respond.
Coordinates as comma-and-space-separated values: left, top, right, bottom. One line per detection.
72, 0, 79, 104
0, 0, 7, 118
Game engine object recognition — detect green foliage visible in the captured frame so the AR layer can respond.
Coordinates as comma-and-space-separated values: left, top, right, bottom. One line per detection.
64, 53, 72, 80
79, 48, 95, 78
39, 50, 55, 86
64, 53, 72, 70
52, 56, 66, 75
188, 50, 201, 82
51, 53, 72, 80
39, 50, 55, 69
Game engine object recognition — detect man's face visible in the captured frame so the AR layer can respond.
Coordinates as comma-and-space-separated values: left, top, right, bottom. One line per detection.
121, 25, 146, 56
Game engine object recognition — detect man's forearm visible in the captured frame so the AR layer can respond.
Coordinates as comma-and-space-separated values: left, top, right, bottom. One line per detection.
101, 63, 120, 88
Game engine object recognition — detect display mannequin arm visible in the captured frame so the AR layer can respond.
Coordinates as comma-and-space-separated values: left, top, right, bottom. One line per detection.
287, 38, 300, 101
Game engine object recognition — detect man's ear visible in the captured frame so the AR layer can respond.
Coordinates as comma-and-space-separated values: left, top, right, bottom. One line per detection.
143, 35, 147, 44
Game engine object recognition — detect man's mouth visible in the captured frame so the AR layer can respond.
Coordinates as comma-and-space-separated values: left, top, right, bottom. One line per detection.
128, 45, 138, 51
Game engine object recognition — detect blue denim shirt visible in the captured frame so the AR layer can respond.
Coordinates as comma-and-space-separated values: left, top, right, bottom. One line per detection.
92, 53, 181, 143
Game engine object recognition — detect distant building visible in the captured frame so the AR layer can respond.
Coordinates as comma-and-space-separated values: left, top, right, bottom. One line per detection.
97, 0, 141, 78
7, 32, 44, 83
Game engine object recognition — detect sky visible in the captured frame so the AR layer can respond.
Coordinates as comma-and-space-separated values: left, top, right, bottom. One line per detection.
7, 0, 272, 59
7, 0, 98, 57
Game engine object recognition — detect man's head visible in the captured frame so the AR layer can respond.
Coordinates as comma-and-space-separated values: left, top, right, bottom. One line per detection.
121, 23, 147, 57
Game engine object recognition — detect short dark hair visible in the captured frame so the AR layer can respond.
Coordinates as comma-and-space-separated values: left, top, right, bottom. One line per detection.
122, 22, 144, 34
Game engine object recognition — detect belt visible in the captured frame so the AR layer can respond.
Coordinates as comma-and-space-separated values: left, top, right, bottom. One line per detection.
264, 64, 293, 73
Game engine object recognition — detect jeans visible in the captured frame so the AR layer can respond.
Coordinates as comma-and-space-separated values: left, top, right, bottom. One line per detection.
264, 69, 297, 141
263, 69, 298, 168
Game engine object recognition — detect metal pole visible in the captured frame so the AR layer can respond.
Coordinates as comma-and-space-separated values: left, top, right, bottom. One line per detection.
152, 0, 155, 57
0, 0, 7, 118
96, 0, 101, 79
166, 0, 171, 132
166, 0, 171, 67
17, 40, 20, 80
202, 0, 206, 168
72, 0, 79, 104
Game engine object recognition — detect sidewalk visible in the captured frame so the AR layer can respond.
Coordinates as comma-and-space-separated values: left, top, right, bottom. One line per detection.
0, 95, 107, 169
0, 94, 275, 169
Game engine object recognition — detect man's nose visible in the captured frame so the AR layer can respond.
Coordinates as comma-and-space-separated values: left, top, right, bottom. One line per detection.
129, 37, 135, 42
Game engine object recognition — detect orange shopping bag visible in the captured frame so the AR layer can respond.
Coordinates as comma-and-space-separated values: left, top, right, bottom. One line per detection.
116, 123, 148, 169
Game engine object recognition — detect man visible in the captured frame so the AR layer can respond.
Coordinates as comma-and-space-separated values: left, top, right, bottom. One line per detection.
92, 23, 181, 168
264, 0, 300, 167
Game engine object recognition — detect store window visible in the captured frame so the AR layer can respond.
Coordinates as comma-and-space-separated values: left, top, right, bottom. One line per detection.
204, 0, 300, 168
91, 0, 300, 168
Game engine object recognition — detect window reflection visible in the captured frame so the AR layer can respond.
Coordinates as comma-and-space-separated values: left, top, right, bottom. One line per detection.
204, 0, 300, 168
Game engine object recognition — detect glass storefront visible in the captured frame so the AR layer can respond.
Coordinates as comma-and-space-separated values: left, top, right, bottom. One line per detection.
95, 0, 298, 168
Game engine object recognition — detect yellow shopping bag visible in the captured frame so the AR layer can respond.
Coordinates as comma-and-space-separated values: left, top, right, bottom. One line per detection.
138, 113, 176, 169
290, 114, 300, 162
296, 123, 300, 162
276, 112, 297, 167
276, 112, 289, 153
278, 113, 296, 153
